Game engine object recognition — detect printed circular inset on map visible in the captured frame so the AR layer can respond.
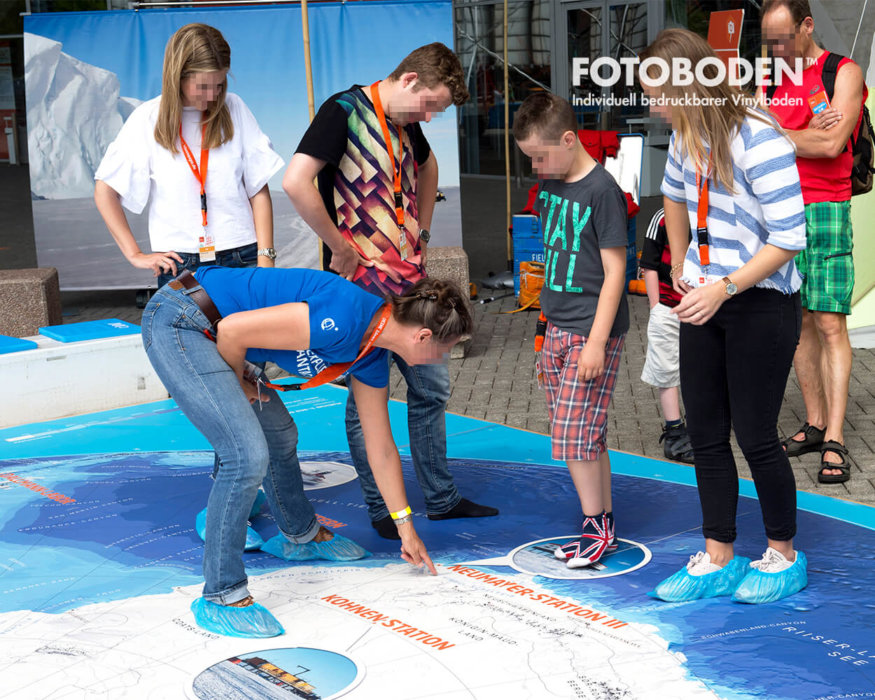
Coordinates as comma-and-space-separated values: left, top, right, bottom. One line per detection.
510, 536, 652, 580
301, 461, 358, 490
189, 646, 364, 700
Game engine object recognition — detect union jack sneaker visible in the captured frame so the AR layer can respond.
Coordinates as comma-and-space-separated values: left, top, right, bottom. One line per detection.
554, 512, 611, 568
606, 511, 618, 552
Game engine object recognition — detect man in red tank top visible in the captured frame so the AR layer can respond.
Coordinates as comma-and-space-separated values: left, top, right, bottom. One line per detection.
762, 0, 865, 484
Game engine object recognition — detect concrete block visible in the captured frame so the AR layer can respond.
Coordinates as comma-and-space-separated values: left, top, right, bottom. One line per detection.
428, 246, 471, 359
0, 268, 62, 337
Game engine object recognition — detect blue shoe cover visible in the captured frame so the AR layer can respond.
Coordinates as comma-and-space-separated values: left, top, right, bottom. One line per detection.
260, 532, 370, 562
191, 597, 284, 638
650, 555, 751, 602
249, 489, 268, 518
195, 507, 264, 551
732, 551, 808, 604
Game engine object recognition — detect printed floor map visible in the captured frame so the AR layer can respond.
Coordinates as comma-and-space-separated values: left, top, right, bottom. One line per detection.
1, 386, 873, 699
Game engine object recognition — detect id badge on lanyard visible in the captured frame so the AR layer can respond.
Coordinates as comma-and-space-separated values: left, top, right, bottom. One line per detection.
180, 123, 215, 262
370, 81, 410, 261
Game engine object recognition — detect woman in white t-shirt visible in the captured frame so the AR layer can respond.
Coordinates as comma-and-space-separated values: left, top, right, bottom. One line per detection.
94, 23, 284, 288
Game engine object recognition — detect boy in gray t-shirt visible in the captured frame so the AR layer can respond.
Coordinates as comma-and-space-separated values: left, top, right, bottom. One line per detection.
514, 92, 629, 569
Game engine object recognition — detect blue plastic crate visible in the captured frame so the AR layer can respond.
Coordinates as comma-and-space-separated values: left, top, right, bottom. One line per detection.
512, 215, 543, 242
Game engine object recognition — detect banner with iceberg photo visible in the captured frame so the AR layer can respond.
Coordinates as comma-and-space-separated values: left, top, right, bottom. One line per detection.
23, 1, 460, 290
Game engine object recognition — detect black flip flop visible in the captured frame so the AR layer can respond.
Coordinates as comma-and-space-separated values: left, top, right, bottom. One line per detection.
818, 440, 851, 484
782, 422, 825, 457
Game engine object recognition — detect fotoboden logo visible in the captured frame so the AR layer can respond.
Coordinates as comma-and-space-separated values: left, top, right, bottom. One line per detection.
572, 56, 807, 89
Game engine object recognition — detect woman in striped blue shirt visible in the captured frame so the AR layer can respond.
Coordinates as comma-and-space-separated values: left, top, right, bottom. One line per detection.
641, 29, 808, 605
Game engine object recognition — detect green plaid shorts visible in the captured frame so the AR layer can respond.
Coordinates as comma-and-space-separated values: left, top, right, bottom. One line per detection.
797, 201, 855, 314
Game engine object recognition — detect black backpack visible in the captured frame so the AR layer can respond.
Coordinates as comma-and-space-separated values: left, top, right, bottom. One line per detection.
768, 52, 874, 195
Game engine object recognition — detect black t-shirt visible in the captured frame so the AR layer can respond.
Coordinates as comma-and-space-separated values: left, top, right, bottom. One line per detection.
295, 85, 431, 281
535, 164, 630, 337
639, 209, 683, 308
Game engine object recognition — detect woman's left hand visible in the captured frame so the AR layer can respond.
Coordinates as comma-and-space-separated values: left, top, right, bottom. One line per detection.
398, 523, 438, 575
673, 282, 727, 325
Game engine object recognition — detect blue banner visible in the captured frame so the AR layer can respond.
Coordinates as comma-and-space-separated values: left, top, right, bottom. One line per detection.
24, 1, 461, 289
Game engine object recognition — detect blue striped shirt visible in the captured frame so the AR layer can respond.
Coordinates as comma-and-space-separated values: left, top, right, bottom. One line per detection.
660, 113, 806, 294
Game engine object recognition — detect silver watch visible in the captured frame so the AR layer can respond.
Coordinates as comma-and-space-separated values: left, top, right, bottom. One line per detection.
418, 228, 431, 243
257, 247, 277, 260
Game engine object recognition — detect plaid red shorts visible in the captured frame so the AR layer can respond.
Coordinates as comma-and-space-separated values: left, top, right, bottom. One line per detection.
541, 324, 625, 461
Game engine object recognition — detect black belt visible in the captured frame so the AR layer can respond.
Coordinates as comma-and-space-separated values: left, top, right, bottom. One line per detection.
167, 270, 222, 329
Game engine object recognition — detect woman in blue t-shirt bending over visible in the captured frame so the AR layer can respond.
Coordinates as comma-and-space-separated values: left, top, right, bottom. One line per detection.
141, 266, 472, 638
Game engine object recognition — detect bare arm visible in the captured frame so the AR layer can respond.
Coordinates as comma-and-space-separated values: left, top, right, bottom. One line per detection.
577, 246, 626, 381
786, 62, 864, 159
249, 184, 275, 268
351, 378, 437, 574
416, 152, 438, 268
282, 153, 371, 279
216, 302, 310, 400
663, 197, 689, 272
642, 268, 660, 308
94, 180, 182, 277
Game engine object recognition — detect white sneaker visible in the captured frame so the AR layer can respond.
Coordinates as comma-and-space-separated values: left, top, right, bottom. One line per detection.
750, 547, 795, 573
686, 551, 722, 576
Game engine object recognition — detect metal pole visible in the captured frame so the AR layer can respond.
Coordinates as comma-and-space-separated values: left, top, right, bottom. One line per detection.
504, 0, 511, 271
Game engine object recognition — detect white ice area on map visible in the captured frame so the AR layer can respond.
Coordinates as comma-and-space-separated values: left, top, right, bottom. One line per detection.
0, 563, 717, 700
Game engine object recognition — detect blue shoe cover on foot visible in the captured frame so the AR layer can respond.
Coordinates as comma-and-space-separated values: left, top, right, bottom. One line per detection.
260, 533, 370, 562
191, 597, 284, 638
650, 555, 751, 602
249, 489, 268, 518
195, 507, 264, 551
732, 551, 808, 604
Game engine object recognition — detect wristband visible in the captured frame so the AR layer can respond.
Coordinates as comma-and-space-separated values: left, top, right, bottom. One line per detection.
390, 506, 412, 520
393, 515, 413, 527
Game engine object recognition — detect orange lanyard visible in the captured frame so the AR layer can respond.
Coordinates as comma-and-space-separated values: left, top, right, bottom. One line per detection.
180, 123, 209, 228
370, 81, 405, 227
266, 304, 392, 392
695, 163, 711, 267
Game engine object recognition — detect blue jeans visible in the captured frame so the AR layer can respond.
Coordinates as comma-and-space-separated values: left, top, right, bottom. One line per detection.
346, 353, 461, 520
141, 283, 319, 604
156, 242, 258, 288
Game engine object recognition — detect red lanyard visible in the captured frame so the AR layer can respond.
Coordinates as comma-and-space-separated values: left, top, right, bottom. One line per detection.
370, 81, 405, 227
180, 123, 209, 228
265, 304, 392, 392
695, 163, 711, 267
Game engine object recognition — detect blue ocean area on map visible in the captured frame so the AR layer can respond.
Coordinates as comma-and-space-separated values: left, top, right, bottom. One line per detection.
1, 387, 874, 699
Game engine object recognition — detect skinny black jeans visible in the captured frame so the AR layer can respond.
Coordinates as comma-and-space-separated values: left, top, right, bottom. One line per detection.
679, 287, 802, 543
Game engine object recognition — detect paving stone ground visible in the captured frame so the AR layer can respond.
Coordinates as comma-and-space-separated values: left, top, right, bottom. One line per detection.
57, 277, 875, 508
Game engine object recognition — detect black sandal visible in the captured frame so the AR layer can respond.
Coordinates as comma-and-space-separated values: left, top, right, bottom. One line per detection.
818, 440, 851, 484
781, 422, 825, 457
